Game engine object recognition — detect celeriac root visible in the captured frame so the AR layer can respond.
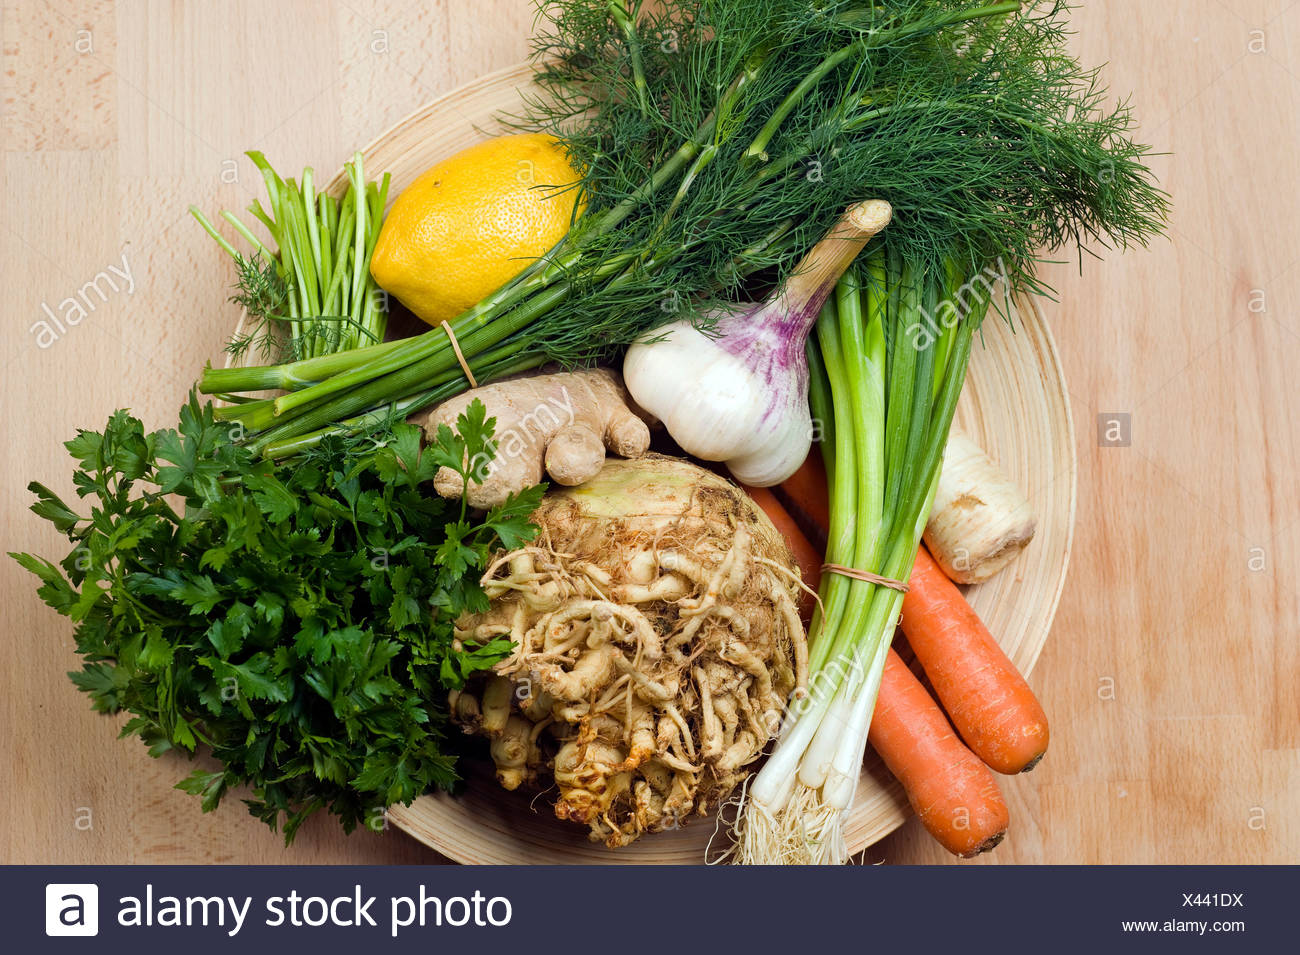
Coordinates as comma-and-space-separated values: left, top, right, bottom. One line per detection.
450, 455, 807, 847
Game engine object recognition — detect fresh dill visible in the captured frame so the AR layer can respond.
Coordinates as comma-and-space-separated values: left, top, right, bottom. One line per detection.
224, 253, 288, 362
203, 0, 1168, 455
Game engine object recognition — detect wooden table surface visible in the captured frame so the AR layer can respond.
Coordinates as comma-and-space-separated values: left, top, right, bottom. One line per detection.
2, 1, 1296, 866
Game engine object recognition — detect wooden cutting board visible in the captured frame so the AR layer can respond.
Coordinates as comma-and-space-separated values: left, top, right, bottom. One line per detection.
3, 0, 1297, 866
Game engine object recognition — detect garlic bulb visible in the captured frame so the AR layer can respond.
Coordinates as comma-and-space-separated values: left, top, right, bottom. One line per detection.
623, 199, 892, 485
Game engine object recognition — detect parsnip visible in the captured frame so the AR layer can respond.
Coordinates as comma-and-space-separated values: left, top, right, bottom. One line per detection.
924, 431, 1037, 584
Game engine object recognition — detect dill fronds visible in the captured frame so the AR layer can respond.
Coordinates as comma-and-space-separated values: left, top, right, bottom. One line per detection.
203, 0, 1168, 453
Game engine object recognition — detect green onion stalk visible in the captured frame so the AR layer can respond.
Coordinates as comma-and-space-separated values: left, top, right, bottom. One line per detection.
729, 254, 988, 864
191, 151, 391, 363
197, 1, 1164, 462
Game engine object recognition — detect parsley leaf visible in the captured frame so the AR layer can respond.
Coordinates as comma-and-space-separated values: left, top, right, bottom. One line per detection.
12, 391, 539, 841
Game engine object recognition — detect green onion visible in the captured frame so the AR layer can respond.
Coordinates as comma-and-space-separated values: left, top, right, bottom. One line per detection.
730, 257, 984, 863
190, 151, 389, 363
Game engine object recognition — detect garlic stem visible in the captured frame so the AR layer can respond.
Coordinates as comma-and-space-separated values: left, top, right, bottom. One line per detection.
777, 199, 894, 329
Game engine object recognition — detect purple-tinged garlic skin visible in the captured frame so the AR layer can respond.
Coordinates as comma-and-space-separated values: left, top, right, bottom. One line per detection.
622, 200, 892, 486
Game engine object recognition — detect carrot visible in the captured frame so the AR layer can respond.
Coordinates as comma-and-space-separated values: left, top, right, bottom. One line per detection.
901, 546, 1050, 774
742, 483, 823, 618
871, 649, 1010, 857
743, 483, 1010, 857
772, 450, 830, 545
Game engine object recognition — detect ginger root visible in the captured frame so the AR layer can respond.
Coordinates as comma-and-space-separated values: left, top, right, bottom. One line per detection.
412, 367, 652, 509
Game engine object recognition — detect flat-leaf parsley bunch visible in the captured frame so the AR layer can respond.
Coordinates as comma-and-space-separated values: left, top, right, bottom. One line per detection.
12, 393, 542, 840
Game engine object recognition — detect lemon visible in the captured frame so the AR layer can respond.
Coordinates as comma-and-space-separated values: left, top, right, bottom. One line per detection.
370, 133, 585, 327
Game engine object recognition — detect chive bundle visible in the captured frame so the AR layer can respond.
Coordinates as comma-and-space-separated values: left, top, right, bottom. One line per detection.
191, 151, 391, 361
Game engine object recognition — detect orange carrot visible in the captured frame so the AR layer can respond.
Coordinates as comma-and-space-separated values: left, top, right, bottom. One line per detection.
772, 450, 830, 545
743, 483, 1009, 857
901, 546, 1050, 774
871, 649, 1010, 857
743, 483, 823, 618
